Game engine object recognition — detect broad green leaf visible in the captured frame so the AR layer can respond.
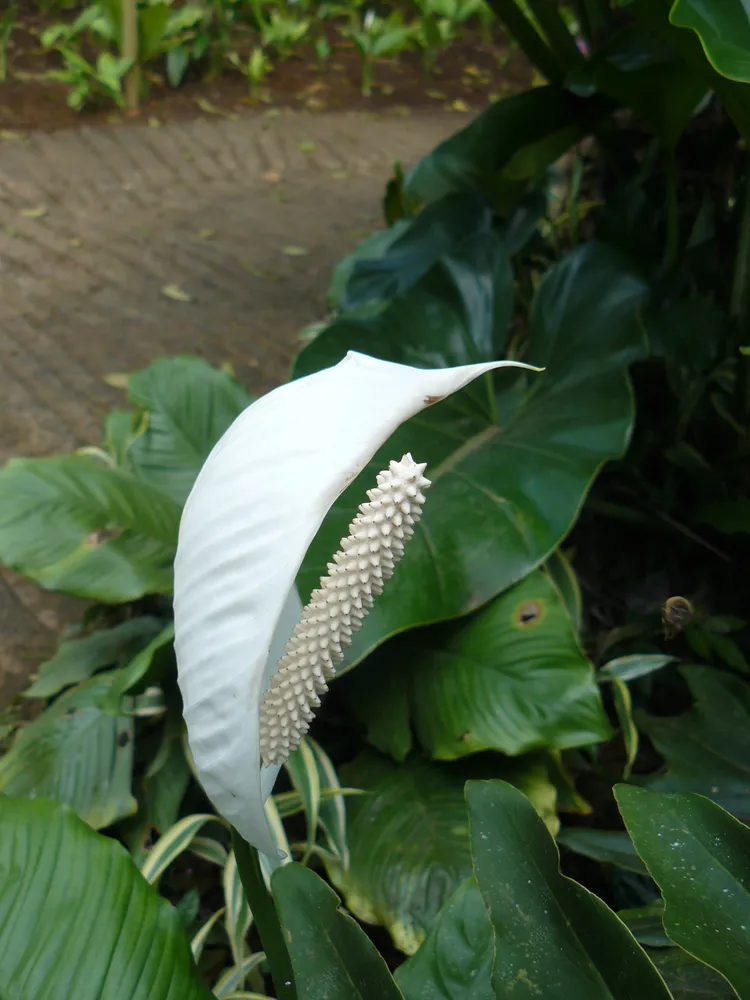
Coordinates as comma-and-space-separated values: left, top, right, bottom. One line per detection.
330, 751, 558, 954
349, 570, 609, 761
404, 86, 608, 204
670, 0, 750, 82
599, 655, 677, 683
0, 456, 180, 601
338, 193, 501, 314
23, 616, 166, 698
557, 828, 649, 876
566, 26, 706, 147
638, 666, 750, 815
327, 220, 410, 308
126, 356, 251, 506
390, 571, 607, 760
616, 785, 750, 997
396, 878, 493, 1000
648, 947, 738, 999
467, 780, 672, 999
296, 243, 647, 671
271, 862, 403, 1000
0, 796, 213, 1000
0, 673, 135, 828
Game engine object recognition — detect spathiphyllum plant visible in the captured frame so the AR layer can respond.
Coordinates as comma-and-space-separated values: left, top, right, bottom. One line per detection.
173, 351, 535, 859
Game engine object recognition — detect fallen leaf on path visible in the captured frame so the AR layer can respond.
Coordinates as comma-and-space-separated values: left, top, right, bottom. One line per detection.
148, 117, 161, 128
425, 90, 446, 99
161, 283, 193, 302
197, 228, 215, 239
103, 373, 130, 389
20, 206, 47, 219
262, 170, 282, 183
280, 246, 309, 257
297, 141, 316, 153
68, 237, 81, 247
195, 97, 238, 120
0, 130, 26, 141
331, 171, 348, 180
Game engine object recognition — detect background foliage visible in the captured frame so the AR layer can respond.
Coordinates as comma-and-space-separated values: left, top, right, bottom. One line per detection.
2, 0, 750, 998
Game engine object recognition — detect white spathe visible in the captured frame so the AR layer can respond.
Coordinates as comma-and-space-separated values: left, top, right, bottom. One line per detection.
173, 350, 536, 857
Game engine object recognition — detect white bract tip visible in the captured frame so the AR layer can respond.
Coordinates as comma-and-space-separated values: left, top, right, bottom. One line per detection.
173, 351, 538, 857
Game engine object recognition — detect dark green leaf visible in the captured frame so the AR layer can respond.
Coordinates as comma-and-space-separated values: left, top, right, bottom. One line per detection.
695, 498, 750, 534
648, 947, 738, 999
618, 901, 672, 948
271, 862, 403, 1000
126, 356, 251, 506
350, 570, 610, 761
616, 785, 750, 997
107, 622, 175, 700
396, 879, 493, 1000
330, 751, 557, 955
670, 0, 750, 82
557, 828, 649, 875
0, 796, 212, 999
327, 221, 410, 309
467, 780, 672, 999
0, 674, 135, 828
296, 243, 647, 671
0, 456, 180, 601
24, 616, 166, 699
339, 193, 497, 314
566, 26, 706, 146
638, 666, 750, 816
404, 86, 608, 204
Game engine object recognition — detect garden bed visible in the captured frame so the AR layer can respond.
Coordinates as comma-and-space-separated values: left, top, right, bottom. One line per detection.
0, 0, 532, 132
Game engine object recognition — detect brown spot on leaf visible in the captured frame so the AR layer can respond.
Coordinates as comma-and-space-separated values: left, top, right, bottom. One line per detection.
424, 395, 444, 405
513, 600, 545, 627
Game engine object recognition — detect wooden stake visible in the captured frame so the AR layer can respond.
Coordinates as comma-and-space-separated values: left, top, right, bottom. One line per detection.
122, 0, 139, 112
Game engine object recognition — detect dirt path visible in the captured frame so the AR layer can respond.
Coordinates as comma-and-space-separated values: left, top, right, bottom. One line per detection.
0, 108, 463, 703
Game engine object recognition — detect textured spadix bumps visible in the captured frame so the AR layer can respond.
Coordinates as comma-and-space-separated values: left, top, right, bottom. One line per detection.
260, 455, 430, 765
174, 351, 538, 857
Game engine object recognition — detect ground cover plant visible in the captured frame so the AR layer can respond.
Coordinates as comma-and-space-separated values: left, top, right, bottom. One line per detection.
0, 1, 750, 998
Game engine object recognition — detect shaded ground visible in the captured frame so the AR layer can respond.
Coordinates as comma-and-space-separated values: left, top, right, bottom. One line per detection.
0, 107, 465, 704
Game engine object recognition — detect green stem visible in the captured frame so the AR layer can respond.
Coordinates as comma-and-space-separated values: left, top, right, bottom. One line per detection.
526, 0, 584, 71
231, 829, 297, 1000
485, 0, 563, 83
665, 148, 679, 265
569, 147, 584, 247
731, 171, 750, 419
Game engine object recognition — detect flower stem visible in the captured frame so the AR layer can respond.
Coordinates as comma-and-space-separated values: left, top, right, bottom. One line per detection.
231, 828, 297, 1000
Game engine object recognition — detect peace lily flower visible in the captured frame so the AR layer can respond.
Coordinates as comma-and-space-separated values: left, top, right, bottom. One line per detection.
174, 350, 536, 857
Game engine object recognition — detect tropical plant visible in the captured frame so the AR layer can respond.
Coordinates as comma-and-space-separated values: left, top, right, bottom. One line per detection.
3, 1, 750, 998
